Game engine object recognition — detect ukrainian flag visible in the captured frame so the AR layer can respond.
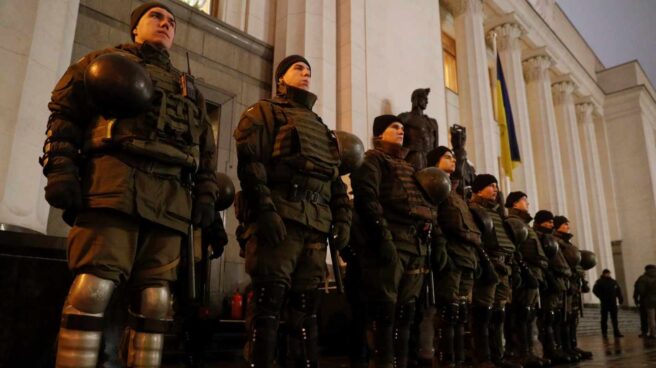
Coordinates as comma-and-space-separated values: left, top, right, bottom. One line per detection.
495, 54, 521, 180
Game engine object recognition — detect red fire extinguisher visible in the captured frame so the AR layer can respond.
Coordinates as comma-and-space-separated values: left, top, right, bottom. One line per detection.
231, 291, 243, 320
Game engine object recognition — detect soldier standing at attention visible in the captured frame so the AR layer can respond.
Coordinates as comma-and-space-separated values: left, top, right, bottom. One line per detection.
468, 175, 520, 368
351, 115, 444, 368
427, 147, 494, 367
234, 54, 352, 368
42, 2, 220, 367
553, 216, 593, 361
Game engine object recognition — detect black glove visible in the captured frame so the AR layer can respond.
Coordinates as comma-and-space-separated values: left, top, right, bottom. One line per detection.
257, 210, 287, 246
511, 271, 522, 289
192, 195, 215, 228
431, 243, 449, 273
331, 221, 350, 250
339, 245, 357, 264
522, 268, 539, 289
202, 215, 228, 259
379, 238, 398, 265
478, 254, 500, 286
44, 173, 82, 210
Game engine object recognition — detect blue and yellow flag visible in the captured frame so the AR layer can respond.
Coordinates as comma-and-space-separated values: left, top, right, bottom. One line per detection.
495, 54, 521, 180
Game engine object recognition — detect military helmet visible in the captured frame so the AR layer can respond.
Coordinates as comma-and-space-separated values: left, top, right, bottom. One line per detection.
580, 250, 597, 271
541, 235, 559, 258
215, 172, 236, 211
561, 244, 582, 269
415, 167, 451, 205
85, 53, 153, 117
334, 130, 365, 175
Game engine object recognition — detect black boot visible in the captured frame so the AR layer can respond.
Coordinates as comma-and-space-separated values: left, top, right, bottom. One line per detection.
287, 289, 322, 368
516, 306, 543, 368
367, 302, 396, 368
393, 301, 416, 368
436, 303, 458, 368
471, 304, 496, 367
538, 309, 568, 365
247, 282, 287, 368
526, 308, 549, 367
558, 312, 580, 363
490, 306, 522, 368
569, 315, 592, 360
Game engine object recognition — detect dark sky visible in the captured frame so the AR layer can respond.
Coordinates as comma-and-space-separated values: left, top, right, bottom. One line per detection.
557, 0, 656, 87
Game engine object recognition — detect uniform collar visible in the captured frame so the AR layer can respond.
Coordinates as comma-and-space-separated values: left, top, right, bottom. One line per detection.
472, 195, 498, 211
276, 84, 317, 110
509, 208, 532, 223
555, 231, 574, 242
373, 138, 409, 159
533, 224, 553, 234
137, 42, 172, 67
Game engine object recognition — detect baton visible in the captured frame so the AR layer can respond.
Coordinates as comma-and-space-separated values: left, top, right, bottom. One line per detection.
329, 232, 344, 294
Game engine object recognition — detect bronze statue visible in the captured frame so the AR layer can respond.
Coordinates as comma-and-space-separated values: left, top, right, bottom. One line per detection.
398, 88, 440, 170
450, 124, 476, 198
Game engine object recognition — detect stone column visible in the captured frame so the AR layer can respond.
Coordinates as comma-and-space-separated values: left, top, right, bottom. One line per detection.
577, 101, 615, 275
522, 50, 567, 214
274, 0, 337, 129
487, 17, 539, 208
551, 76, 597, 280
445, 0, 498, 174
0, 0, 80, 233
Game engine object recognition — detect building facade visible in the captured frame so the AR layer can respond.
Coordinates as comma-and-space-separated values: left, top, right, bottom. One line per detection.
2, 0, 655, 308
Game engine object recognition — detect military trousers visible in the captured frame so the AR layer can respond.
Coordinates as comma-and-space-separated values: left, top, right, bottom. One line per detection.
513, 287, 539, 307
435, 265, 475, 303
360, 247, 426, 304
473, 273, 511, 307
245, 220, 327, 291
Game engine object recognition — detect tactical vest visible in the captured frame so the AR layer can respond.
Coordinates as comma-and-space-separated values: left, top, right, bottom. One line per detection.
523, 226, 548, 266
376, 150, 435, 224
269, 100, 340, 180
84, 47, 203, 170
483, 205, 515, 254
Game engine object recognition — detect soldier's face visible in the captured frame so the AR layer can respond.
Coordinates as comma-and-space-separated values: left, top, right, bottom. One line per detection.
281, 62, 311, 90
541, 219, 554, 229
380, 122, 404, 145
514, 197, 529, 212
133, 8, 176, 50
438, 152, 456, 174
557, 222, 570, 233
477, 183, 498, 200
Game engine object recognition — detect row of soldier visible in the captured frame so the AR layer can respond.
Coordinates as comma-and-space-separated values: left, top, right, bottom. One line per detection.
39, 2, 595, 367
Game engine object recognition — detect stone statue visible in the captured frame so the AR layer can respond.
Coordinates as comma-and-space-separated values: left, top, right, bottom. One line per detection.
450, 124, 476, 198
398, 88, 440, 170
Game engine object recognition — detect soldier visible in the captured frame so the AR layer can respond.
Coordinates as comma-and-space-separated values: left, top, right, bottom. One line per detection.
531, 211, 576, 365
504, 193, 549, 368
634, 265, 656, 337
351, 115, 445, 368
398, 88, 440, 171
41, 3, 219, 367
552, 216, 593, 361
234, 54, 352, 368
468, 175, 520, 368
426, 147, 493, 367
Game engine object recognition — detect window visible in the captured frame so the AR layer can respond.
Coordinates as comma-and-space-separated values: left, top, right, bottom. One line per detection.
442, 32, 458, 93
180, 0, 219, 17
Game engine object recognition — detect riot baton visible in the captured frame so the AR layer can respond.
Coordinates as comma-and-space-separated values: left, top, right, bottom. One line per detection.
424, 223, 436, 306
328, 231, 344, 294
187, 222, 197, 301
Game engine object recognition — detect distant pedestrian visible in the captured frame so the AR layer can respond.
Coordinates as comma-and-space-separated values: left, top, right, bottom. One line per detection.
635, 265, 656, 338
592, 269, 624, 338
634, 265, 655, 337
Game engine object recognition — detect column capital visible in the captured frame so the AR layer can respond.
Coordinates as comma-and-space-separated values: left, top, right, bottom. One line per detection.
576, 99, 595, 124
444, 0, 482, 18
522, 53, 552, 82
552, 75, 576, 105
488, 22, 522, 52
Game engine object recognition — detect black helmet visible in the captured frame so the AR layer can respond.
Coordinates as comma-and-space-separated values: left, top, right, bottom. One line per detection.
415, 167, 451, 205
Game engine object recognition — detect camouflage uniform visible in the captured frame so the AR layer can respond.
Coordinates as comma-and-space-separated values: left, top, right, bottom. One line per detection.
234, 83, 351, 368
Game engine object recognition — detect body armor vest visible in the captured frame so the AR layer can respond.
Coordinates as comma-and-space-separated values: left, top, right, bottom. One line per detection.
269, 91, 340, 180
84, 45, 203, 169
373, 144, 435, 224
473, 200, 515, 254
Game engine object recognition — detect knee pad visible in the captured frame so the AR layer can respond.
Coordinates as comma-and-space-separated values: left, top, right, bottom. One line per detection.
65, 273, 116, 315
252, 282, 287, 316
138, 286, 171, 319
457, 301, 469, 325
288, 288, 321, 314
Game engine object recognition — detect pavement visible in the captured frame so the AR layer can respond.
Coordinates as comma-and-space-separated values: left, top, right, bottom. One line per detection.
162, 333, 656, 367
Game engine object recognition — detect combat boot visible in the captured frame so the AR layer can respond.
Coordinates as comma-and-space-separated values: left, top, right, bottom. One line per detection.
489, 307, 522, 368
471, 304, 495, 368
436, 303, 458, 368
393, 301, 417, 368
367, 302, 396, 368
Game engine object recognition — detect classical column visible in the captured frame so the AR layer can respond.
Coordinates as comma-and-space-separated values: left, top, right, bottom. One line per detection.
445, 0, 498, 174
274, 0, 337, 129
522, 50, 567, 214
577, 101, 615, 275
552, 77, 597, 281
0, 0, 80, 233
487, 17, 539, 208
